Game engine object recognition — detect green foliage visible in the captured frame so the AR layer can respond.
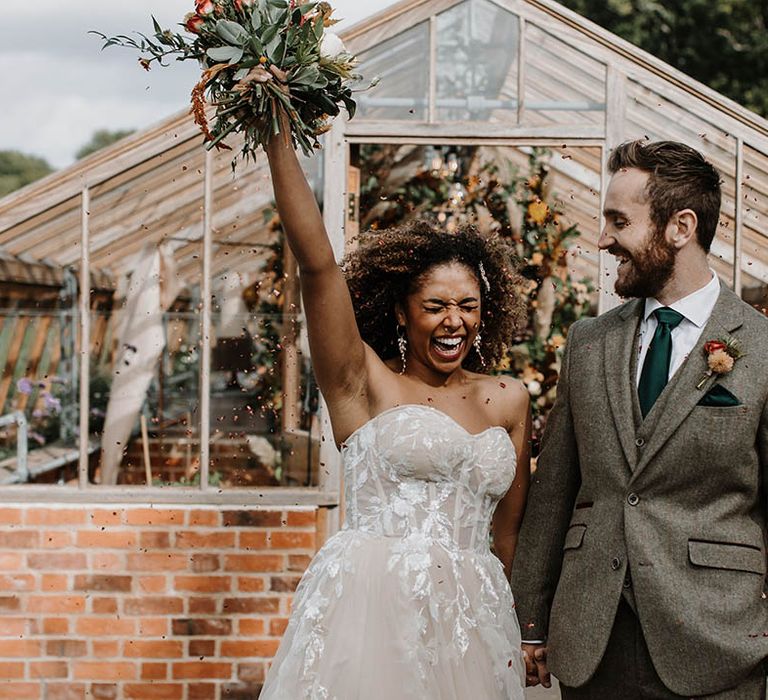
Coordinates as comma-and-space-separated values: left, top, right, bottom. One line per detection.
75, 129, 136, 160
560, 0, 768, 117
0, 151, 54, 197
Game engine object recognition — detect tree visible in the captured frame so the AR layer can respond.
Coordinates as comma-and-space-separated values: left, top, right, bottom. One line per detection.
0, 151, 54, 197
75, 129, 136, 160
560, 0, 768, 117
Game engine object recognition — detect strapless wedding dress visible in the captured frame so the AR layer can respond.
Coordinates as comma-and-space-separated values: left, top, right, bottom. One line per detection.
260, 404, 525, 699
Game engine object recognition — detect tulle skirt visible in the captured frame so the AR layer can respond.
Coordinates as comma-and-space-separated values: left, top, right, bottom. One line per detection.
260, 529, 525, 699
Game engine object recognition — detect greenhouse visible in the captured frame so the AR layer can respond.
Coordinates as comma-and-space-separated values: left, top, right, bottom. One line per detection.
0, 0, 765, 696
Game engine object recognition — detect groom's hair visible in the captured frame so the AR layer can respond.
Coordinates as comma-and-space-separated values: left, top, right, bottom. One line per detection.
608, 140, 722, 252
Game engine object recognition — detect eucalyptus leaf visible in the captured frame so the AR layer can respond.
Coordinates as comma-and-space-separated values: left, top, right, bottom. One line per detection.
216, 19, 249, 45
207, 46, 244, 63
250, 8, 262, 31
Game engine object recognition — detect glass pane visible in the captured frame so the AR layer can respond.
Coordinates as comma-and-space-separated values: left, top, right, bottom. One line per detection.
741, 143, 768, 309
355, 22, 430, 121
435, 0, 519, 122
625, 80, 738, 287
523, 23, 606, 126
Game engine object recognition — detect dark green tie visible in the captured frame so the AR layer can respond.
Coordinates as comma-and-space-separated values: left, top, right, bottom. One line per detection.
638, 307, 684, 418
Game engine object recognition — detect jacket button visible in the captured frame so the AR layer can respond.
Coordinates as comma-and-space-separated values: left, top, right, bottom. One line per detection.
635, 437, 645, 447
611, 556, 622, 571
627, 493, 640, 506
623, 575, 632, 589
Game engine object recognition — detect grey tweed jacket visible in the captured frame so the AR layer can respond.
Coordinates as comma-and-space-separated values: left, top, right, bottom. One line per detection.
511, 283, 768, 696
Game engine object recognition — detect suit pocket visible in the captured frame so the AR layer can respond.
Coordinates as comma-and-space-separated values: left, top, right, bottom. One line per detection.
563, 524, 586, 551
697, 383, 741, 407
688, 539, 765, 575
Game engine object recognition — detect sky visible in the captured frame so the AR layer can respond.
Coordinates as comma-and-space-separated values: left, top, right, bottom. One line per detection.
1, 1, 398, 169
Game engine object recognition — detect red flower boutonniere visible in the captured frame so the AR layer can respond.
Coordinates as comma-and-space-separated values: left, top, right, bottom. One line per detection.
696, 336, 744, 389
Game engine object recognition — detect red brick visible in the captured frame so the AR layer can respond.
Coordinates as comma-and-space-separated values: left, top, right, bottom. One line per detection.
141, 662, 168, 680
223, 597, 280, 614
223, 510, 282, 527
0, 683, 39, 699
28, 552, 85, 570
41, 573, 69, 592
0, 617, 26, 635
140, 531, 170, 549
92, 641, 120, 658
125, 684, 183, 699
190, 554, 219, 573
77, 617, 136, 636
221, 639, 279, 657
2, 530, 39, 548
269, 618, 289, 636
41, 530, 73, 548
124, 597, 183, 615
286, 510, 317, 526
0, 553, 23, 569
189, 640, 215, 657
0, 597, 19, 612
174, 576, 230, 593
224, 554, 283, 572
91, 553, 123, 571
138, 575, 167, 594
27, 509, 85, 526
238, 619, 265, 636
46, 684, 86, 700
0, 639, 41, 657
125, 640, 183, 658
30, 660, 68, 678
237, 662, 266, 682
270, 575, 302, 592
188, 684, 216, 700
171, 618, 232, 636
172, 662, 232, 679
90, 684, 118, 700
0, 661, 24, 678
137, 619, 169, 637
269, 531, 315, 549
0, 574, 34, 591
188, 597, 218, 614
89, 510, 123, 526
237, 576, 266, 593
42, 618, 69, 634
188, 510, 219, 527
127, 553, 188, 572
74, 575, 132, 592
91, 597, 118, 614
73, 661, 136, 680
77, 531, 137, 548
0, 509, 22, 525
126, 509, 185, 526
46, 639, 86, 657
28, 595, 86, 613
175, 532, 235, 549
238, 532, 268, 549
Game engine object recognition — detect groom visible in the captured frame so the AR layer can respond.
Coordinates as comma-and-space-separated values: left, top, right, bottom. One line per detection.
511, 140, 768, 698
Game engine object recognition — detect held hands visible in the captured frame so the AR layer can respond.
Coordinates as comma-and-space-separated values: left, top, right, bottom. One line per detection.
522, 643, 551, 688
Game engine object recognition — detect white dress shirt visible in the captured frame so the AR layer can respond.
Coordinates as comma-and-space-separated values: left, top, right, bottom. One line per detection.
636, 272, 721, 386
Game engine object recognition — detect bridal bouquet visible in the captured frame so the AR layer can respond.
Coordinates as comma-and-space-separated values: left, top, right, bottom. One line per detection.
94, 1, 371, 161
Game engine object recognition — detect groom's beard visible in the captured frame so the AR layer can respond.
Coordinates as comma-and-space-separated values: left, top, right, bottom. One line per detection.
613, 229, 677, 299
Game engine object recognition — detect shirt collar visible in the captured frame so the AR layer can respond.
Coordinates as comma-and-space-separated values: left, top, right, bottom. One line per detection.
643, 271, 720, 327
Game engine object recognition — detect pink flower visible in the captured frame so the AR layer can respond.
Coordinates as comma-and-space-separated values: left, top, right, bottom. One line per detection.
184, 12, 205, 33
195, 0, 215, 16
707, 349, 734, 375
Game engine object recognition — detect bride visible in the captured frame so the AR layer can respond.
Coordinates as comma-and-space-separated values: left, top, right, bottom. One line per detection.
259, 114, 531, 699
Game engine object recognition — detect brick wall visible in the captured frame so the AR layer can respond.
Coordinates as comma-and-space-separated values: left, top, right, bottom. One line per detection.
0, 503, 321, 699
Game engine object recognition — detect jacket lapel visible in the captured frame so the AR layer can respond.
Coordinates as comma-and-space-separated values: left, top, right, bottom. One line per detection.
632, 284, 745, 478
604, 299, 644, 470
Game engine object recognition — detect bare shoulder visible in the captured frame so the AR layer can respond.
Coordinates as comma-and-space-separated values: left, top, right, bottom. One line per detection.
469, 372, 529, 431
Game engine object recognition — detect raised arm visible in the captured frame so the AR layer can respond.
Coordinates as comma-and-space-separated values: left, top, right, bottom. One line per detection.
264, 120, 368, 429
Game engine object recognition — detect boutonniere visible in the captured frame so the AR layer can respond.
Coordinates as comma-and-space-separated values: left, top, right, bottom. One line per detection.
696, 336, 744, 389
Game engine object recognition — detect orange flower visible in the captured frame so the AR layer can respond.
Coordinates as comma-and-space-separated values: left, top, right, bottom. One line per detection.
707, 349, 734, 375
527, 198, 549, 226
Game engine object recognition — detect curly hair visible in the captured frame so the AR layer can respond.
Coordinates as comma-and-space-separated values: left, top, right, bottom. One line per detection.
342, 220, 526, 373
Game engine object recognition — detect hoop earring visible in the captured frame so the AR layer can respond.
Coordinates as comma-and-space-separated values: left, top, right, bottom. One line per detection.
473, 331, 486, 368
397, 325, 408, 375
